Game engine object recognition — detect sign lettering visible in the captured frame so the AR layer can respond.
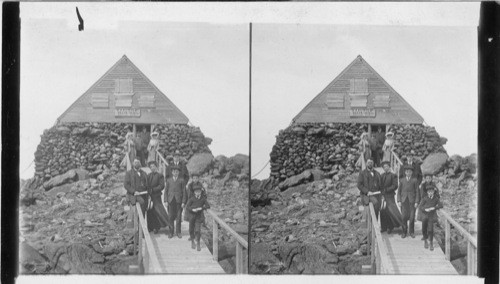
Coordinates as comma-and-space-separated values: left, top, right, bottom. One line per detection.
349, 108, 376, 117
115, 108, 141, 117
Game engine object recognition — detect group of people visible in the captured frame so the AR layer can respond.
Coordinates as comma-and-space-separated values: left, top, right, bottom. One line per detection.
358, 153, 443, 251
123, 128, 161, 167
123, 149, 209, 251
357, 128, 396, 168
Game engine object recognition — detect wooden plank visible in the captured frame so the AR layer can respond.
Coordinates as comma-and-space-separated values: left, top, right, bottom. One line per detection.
213, 219, 219, 261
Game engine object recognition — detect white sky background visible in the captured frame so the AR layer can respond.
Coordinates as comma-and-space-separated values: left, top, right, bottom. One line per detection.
19, 3, 250, 179
251, 6, 479, 180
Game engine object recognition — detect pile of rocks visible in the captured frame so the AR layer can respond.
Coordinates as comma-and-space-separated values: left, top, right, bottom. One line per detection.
270, 123, 366, 181
155, 124, 212, 160
250, 173, 371, 274
20, 172, 137, 274
390, 124, 447, 159
33, 122, 212, 186
269, 123, 448, 182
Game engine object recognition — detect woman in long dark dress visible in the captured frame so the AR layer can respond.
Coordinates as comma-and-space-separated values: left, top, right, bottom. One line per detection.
379, 161, 406, 235
146, 161, 171, 233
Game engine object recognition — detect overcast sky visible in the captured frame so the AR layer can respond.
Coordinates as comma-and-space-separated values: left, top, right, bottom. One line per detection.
19, 2, 479, 181
251, 5, 479, 179
19, 3, 249, 179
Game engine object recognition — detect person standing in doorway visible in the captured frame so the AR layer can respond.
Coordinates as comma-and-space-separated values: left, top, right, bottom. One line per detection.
382, 131, 395, 162
135, 133, 146, 167
397, 165, 420, 238
147, 131, 160, 164
164, 166, 186, 238
375, 127, 386, 165
357, 158, 382, 218
123, 132, 136, 167
357, 132, 372, 168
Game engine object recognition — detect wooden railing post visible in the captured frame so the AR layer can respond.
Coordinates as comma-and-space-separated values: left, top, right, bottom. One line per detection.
236, 242, 243, 274
467, 241, 476, 275
138, 213, 144, 273
445, 219, 451, 261
212, 218, 219, 261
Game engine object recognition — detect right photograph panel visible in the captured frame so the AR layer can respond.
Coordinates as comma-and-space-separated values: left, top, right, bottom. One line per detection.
250, 21, 478, 274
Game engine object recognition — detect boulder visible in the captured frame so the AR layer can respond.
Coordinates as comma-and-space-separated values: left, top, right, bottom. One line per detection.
226, 154, 249, 175
278, 170, 313, 191
421, 153, 449, 175
46, 183, 74, 197
250, 243, 283, 274
231, 223, 249, 234
43, 170, 78, 191
187, 153, 214, 176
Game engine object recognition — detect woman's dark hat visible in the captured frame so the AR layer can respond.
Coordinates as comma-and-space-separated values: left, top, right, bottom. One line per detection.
381, 161, 391, 167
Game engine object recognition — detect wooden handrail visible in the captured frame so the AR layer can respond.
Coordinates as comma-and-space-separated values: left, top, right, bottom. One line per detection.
206, 209, 248, 248
206, 209, 248, 274
367, 202, 391, 274
438, 209, 477, 275
438, 210, 477, 248
125, 152, 132, 171
156, 149, 169, 167
135, 203, 162, 273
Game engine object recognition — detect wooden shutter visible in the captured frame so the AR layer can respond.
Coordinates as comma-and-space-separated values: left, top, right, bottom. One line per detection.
91, 93, 109, 108
138, 93, 155, 108
115, 78, 133, 93
349, 78, 368, 94
349, 93, 368, 108
325, 93, 344, 108
115, 93, 133, 108
373, 94, 391, 108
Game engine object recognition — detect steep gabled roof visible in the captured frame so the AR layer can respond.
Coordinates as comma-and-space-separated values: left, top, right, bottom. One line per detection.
58, 55, 190, 124
292, 55, 425, 125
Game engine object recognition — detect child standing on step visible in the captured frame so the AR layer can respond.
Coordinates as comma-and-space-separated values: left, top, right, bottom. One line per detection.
186, 184, 210, 251
418, 185, 443, 251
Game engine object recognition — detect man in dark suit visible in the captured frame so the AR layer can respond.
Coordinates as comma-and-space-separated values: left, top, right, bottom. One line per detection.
399, 154, 423, 185
124, 159, 149, 216
380, 161, 406, 235
397, 165, 421, 238
164, 166, 186, 238
166, 150, 189, 181
357, 158, 382, 218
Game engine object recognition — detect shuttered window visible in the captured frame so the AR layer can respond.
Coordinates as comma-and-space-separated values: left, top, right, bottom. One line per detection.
373, 94, 391, 108
138, 93, 155, 108
91, 93, 109, 108
349, 78, 368, 94
325, 93, 344, 108
115, 78, 133, 93
115, 93, 133, 108
349, 93, 368, 108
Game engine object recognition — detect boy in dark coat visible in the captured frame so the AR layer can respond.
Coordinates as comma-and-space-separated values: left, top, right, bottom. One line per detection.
184, 173, 207, 225
186, 185, 210, 251
418, 185, 443, 250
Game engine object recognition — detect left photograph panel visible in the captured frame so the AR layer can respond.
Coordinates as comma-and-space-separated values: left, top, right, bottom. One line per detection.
19, 3, 249, 274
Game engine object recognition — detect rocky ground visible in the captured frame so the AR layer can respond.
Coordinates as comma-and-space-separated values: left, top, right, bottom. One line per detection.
20, 153, 249, 275
250, 154, 477, 275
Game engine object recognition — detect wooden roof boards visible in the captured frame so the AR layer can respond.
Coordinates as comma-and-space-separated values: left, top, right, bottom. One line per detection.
58, 55, 190, 124
292, 55, 425, 125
